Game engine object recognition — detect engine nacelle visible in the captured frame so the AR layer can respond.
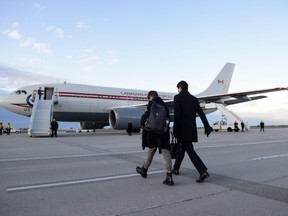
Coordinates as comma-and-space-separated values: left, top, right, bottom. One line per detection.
109, 107, 145, 130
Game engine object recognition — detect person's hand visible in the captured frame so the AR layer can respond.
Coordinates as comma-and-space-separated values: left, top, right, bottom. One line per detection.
205, 127, 213, 137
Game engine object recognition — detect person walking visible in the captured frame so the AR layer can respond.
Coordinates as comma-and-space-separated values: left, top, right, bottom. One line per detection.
126, 122, 133, 136
172, 80, 213, 183
50, 118, 59, 137
136, 90, 174, 186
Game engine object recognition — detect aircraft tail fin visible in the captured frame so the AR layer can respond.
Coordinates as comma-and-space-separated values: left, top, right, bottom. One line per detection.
197, 63, 235, 96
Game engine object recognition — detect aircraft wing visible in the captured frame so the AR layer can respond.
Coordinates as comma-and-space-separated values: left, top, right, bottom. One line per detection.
101, 87, 288, 130
106, 87, 288, 111
197, 87, 288, 105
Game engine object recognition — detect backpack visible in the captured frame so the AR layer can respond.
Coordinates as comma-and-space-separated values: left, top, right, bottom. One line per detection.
144, 101, 168, 134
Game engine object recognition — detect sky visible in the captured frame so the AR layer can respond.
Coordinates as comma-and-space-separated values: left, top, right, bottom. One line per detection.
0, 0, 288, 129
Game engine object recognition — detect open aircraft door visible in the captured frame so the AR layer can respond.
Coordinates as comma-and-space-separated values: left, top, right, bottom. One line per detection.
44, 87, 54, 100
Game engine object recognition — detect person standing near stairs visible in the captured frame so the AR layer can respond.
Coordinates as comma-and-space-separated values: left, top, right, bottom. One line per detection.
38, 87, 42, 100
50, 118, 59, 137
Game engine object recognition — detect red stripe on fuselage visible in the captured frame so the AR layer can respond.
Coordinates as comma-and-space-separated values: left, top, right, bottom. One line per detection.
12, 103, 32, 108
59, 92, 147, 101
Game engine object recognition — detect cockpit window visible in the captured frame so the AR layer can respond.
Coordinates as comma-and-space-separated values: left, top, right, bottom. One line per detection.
13, 90, 27, 95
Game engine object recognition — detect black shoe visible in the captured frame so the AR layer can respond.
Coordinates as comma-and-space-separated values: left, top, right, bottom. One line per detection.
163, 172, 174, 186
172, 169, 179, 175
136, 166, 147, 178
196, 171, 210, 183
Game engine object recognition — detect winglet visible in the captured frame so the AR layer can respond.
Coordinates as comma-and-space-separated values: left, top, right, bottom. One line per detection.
197, 63, 235, 96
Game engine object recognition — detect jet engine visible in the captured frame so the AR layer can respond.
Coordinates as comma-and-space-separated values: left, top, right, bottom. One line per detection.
109, 107, 145, 130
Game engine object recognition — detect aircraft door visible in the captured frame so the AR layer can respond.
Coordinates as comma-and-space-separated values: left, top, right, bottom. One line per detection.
44, 87, 54, 100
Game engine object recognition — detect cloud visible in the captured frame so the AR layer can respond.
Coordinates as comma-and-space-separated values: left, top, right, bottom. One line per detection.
3, 23, 22, 39
21, 57, 46, 65
55, 28, 64, 38
79, 54, 100, 63
75, 21, 89, 31
11, 22, 20, 29
65, 55, 73, 59
83, 66, 97, 73
33, 41, 53, 54
78, 49, 100, 63
107, 50, 119, 65
0, 65, 63, 92
107, 57, 119, 65
46, 25, 65, 38
3, 29, 22, 39
33, 3, 46, 10
19, 37, 53, 54
77, 48, 119, 65
3, 22, 53, 55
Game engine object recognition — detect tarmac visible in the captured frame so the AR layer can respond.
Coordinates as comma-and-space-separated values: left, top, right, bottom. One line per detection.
1, 128, 288, 216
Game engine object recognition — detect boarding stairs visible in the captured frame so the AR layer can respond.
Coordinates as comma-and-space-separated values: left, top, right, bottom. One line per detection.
215, 104, 250, 131
28, 94, 55, 137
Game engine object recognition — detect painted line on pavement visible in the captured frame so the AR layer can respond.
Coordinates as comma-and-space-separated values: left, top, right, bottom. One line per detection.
251, 153, 288, 161
7, 170, 165, 192
197, 139, 288, 149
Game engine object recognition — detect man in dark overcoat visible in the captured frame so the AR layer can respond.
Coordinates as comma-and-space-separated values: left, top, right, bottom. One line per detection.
172, 80, 213, 183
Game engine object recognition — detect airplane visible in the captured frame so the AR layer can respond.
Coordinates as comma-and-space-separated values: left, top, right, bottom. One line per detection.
0, 63, 287, 131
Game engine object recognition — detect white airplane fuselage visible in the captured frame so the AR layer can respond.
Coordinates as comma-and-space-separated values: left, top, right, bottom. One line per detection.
0, 83, 180, 125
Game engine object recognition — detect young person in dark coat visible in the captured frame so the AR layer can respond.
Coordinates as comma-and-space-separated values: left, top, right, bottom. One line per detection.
136, 90, 174, 186
172, 80, 213, 183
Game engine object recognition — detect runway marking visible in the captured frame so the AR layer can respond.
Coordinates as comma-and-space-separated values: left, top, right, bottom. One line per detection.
251, 153, 288, 161
197, 139, 288, 149
6, 170, 165, 192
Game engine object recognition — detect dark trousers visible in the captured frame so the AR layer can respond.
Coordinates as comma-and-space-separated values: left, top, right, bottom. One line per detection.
173, 141, 207, 175
51, 129, 57, 137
